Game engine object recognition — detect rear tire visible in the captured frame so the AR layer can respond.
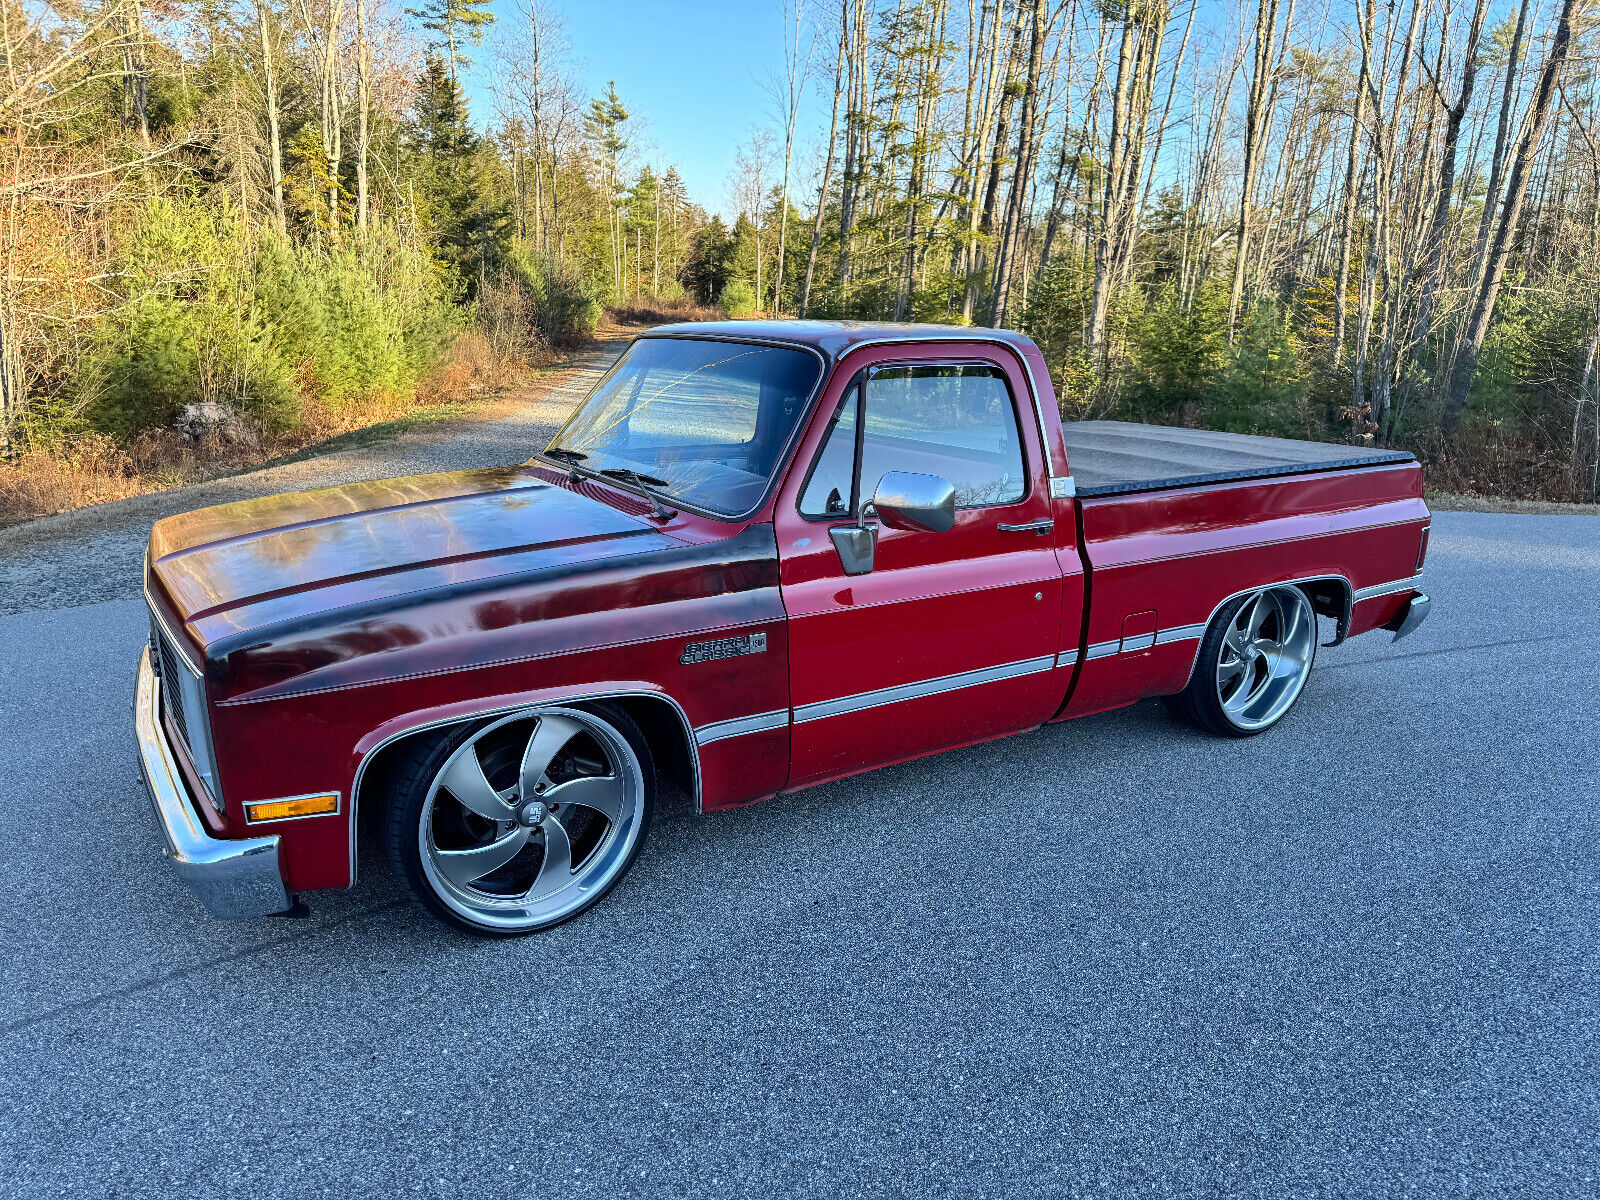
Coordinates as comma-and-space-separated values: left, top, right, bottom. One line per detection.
1166, 585, 1318, 738
384, 702, 654, 937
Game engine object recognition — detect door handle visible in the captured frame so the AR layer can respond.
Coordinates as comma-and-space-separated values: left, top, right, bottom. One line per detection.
996, 518, 1054, 535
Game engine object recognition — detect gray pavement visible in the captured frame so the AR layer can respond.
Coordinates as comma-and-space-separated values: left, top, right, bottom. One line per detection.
1, 402, 1597, 1196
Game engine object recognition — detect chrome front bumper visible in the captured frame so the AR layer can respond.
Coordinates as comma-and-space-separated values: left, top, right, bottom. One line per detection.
135, 647, 293, 920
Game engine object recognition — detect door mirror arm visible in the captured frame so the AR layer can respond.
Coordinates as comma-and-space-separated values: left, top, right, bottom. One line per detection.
829, 516, 877, 576
828, 473, 956, 576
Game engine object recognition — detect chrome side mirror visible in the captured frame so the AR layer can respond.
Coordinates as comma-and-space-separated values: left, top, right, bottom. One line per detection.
871, 471, 956, 534
827, 472, 956, 576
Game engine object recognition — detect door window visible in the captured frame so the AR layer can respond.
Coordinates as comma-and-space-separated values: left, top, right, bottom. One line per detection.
799, 383, 860, 517
800, 363, 1027, 518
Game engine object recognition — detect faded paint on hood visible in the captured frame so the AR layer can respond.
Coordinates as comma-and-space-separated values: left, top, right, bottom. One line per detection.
147, 467, 668, 649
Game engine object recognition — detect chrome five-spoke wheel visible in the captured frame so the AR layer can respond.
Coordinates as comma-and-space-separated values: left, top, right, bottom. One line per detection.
1168, 585, 1318, 737
386, 705, 653, 935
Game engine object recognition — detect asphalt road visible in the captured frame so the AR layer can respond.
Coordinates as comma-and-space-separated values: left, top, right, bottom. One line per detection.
1, 401, 1596, 1194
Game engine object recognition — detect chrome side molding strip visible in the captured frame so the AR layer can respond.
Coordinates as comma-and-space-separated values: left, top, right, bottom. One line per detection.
694, 709, 789, 746
703, 577, 1419, 743
1353, 574, 1425, 602
792, 655, 1058, 725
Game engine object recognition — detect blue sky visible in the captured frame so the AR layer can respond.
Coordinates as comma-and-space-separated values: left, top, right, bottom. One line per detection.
464, 0, 818, 219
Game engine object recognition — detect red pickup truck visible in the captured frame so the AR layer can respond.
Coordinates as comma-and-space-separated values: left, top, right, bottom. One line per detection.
136, 321, 1430, 935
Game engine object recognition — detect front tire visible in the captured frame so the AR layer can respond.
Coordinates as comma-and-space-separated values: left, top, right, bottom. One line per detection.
384, 703, 654, 936
1166, 585, 1318, 738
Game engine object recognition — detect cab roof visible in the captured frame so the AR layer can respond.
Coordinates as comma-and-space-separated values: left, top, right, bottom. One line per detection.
636, 320, 1040, 364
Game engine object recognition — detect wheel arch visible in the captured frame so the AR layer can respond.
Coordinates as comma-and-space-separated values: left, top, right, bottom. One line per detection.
1176, 573, 1352, 690
348, 687, 700, 886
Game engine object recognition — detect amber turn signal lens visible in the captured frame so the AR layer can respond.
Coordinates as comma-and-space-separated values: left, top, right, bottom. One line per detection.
245, 793, 339, 823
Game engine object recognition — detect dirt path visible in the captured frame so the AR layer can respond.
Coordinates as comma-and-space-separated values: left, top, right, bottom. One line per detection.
0, 334, 631, 615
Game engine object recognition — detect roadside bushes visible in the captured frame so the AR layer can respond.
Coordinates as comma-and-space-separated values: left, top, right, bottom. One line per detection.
500, 242, 603, 346
81, 199, 458, 439
606, 296, 728, 325
720, 278, 758, 318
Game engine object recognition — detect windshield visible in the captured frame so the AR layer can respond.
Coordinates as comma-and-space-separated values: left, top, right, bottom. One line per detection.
543, 337, 823, 517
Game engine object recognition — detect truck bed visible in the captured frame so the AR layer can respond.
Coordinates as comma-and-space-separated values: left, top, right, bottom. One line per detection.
1063, 420, 1415, 497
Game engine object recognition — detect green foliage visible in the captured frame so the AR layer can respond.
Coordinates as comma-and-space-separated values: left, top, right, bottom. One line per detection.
1021, 255, 1089, 370
684, 217, 736, 304
1127, 281, 1227, 415
9, 393, 100, 457
501, 241, 604, 344
406, 0, 496, 76
729, 214, 760, 289
1208, 300, 1310, 437
1424, 275, 1588, 456
720, 278, 758, 318
407, 56, 513, 294
82, 199, 456, 436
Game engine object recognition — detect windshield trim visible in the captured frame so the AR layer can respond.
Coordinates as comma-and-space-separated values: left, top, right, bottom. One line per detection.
540, 334, 830, 523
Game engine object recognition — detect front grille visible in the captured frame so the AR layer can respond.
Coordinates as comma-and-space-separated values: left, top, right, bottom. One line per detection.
151, 619, 195, 748
147, 605, 222, 811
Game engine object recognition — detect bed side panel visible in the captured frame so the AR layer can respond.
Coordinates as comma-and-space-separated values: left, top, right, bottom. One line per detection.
1057, 464, 1427, 719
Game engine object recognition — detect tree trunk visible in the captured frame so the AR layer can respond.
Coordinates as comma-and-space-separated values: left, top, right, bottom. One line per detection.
298, 0, 347, 238
988, 0, 1045, 328
1445, 0, 1583, 428
1330, 9, 1368, 366
837, 0, 869, 288
1465, 0, 1532, 304
966, 9, 1025, 321
802, 0, 849, 317
1087, 11, 1138, 354
1227, 0, 1285, 340
771, 0, 809, 315
1406, 0, 1489, 367
356, 0, 371, 233
256, 0, 286, 234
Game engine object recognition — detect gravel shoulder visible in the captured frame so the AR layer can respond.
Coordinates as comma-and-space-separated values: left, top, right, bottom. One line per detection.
0, 334, 629, 615
1427, 490, 1600, 515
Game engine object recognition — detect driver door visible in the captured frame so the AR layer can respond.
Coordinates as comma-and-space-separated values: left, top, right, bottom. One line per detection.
774, 351, 1070, 789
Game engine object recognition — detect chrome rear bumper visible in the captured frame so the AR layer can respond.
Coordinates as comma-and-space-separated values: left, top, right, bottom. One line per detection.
1388, 591, 1431, 642
135, 647, 293, 920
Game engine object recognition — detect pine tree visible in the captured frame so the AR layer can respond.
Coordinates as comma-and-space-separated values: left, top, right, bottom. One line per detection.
406, 0, 495, 84
628, 166, 660, 296
585, 83, 630, 298
407, 55, 510, 290
683, 216, 735, 304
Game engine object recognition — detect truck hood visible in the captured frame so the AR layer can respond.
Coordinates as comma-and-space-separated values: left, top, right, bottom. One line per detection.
147, 467, 668, 647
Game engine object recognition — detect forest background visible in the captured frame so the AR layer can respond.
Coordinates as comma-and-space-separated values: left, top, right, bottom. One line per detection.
4, 0, 1598, 520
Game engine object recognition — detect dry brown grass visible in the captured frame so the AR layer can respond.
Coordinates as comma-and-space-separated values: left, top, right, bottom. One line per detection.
1416, 426, 1598, 506
0, 330, 532, 527
605, 296, 728, 327
0, 443, 145, 520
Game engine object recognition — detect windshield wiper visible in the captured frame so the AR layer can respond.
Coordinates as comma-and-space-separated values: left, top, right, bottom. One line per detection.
542, 446, 588, 482
598, 467, 678, 522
